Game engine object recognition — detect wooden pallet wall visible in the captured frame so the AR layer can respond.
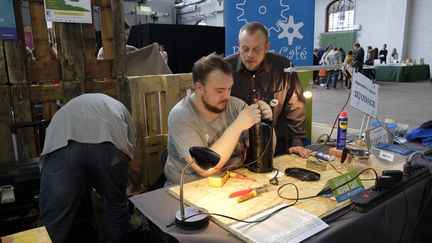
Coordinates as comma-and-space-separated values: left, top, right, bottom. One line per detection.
0, 0, 127, 163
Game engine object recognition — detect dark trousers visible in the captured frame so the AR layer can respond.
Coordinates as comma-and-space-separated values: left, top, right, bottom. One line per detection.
38, 141, 130, 243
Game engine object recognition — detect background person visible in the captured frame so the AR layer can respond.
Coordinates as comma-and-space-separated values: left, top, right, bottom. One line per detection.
97, 20, 138, 60
159, 44, 168, 64
225, 22, 309, 158
352, 42, 365, 74
379, 44, 388, 64
390, 48, 399, 63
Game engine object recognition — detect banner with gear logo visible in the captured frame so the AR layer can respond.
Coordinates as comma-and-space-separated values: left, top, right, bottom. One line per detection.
225, 0, 315, 66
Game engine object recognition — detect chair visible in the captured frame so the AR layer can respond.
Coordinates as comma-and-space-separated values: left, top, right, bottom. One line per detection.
129, 73, 194, 191
148, 148, 168, 191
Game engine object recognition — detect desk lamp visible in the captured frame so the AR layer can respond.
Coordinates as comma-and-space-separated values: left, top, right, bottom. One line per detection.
175, 146, 220, 230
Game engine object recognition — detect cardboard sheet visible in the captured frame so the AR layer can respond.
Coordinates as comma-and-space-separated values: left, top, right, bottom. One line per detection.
126, 43, 172, 76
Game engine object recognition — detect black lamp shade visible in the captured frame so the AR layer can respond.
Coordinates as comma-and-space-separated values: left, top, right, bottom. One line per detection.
189, 146, 220, 169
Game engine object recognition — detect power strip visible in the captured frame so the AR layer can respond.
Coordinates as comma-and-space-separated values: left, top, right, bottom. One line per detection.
350, 165, 429, 212
1, 185, 15, 204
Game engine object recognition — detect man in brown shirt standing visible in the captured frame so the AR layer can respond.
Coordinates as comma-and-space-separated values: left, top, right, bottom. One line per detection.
225, 22, 309, 157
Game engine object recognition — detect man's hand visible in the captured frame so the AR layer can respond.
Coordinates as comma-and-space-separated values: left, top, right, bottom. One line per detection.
289, 146, 311, 158
234, 104, 262, 131
256, 100, 273, 121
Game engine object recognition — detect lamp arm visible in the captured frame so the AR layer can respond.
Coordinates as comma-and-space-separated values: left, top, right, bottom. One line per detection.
180, 159, 196, 220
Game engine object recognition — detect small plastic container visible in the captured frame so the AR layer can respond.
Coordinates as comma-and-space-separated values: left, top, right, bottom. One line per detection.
370, 121, 397, 135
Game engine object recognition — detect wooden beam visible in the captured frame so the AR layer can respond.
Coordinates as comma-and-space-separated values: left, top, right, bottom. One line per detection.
81, 79, 117, 97
82, 23, 97, 63
26, 61, 61, 82
4, 0, 27, 84
0, 42, 7, 84
85, 60, 112, 79
29, 84, 63, 120
110, 0, 130, 110
61, 81, 82, 102
0, 85, 15, 163
29, 0, 50, 61
57, 23, 85, 101
100, 0, 114, 60
11, 84, 37, 160
111, 0, 126, 78
29, 84, 63, 103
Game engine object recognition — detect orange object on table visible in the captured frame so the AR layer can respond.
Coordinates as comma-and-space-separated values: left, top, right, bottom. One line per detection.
228, 171, 256, 181
228, 185, 270, 203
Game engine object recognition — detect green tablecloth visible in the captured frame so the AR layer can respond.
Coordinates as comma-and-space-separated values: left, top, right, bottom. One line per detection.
375, 64, 431, 82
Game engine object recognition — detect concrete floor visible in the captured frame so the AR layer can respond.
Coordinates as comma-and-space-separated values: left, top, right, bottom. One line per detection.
311, 79, 432, 132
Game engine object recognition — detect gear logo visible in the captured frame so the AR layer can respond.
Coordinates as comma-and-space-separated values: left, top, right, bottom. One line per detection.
236, 0, 289, 35
278, 16, 304, 46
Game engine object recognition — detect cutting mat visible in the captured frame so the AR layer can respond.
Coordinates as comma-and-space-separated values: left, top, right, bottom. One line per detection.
168, 153, 402, 227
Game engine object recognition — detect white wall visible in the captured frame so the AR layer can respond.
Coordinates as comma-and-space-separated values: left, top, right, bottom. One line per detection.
123, 1, 175, 26
314, 0, 330, 48
405, 0, 432, 67
354, 0, 408, 61
178, 0, 224, 26
314, 0, 431, 75
315, 0, 407, 56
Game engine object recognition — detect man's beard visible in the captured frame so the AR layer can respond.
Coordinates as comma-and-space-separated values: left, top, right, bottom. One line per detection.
201, 96, 228, 114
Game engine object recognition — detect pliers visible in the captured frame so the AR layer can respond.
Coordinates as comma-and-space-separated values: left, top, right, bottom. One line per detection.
228, 185, 270, 203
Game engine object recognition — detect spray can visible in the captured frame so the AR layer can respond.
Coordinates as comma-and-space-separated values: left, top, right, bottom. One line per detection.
315, 152, 336, 161
336, 111, 348, 150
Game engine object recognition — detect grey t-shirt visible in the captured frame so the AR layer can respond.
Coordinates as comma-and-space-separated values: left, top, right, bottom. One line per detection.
164, 96, 248, 185
41, 93, 136, 159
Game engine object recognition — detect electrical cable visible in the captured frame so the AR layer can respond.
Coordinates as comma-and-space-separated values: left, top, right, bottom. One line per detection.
166, 202, 296, 228
269, 168, 279, 185
370, 116, 412, 150
277, 168, 378, 200
308, 91, 352, 153
314, 156, 343, 175
277, 183, 317, 200
168, 169, 378, 229
315, 133, 331, 145
222, 122, 273, 172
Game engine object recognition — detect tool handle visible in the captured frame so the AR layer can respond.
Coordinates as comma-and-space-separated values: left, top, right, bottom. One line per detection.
236, 191, 257, 203
228, 188, 252, 198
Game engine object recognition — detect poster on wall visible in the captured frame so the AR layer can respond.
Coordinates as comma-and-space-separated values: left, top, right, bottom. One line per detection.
350, 71, 379, 118
225, 0, 315, 66
0, 0, 17, 40
44, 0, 92, 24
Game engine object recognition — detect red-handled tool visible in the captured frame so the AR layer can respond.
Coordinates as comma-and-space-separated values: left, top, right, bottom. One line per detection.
229, 188, 253, 198
228, 185, 270, 203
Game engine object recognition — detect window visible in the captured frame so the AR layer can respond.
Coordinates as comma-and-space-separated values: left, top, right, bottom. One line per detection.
327, 0, 355, 32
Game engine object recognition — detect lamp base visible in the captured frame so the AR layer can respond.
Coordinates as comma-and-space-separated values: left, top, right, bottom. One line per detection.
175, 207, 209, 230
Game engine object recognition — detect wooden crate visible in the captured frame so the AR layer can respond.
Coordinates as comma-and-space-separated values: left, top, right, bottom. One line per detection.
129, 73, 194, 188
0, 85, 15, 162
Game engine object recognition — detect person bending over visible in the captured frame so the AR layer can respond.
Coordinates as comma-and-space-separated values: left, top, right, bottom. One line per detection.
38, 93, 140, 243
